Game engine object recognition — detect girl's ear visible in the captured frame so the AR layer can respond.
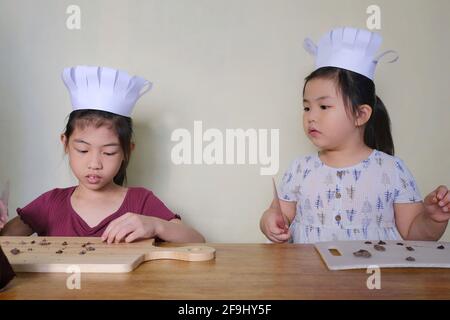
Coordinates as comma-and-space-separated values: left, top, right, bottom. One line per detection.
130, 142, 136, 152
60, 134, 68, 152
355, 104, 372, 127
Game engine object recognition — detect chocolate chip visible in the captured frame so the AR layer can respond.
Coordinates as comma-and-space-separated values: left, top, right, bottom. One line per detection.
377, 241, 386, 245
10, 248, 20, 255
56, 250, 63, 254
79, 250, 86, 255
353, 249, 371, 258
374, 245, 386, 251
86, 246, 95, 251
39, 239, 51, 246
27, 248, 33, 251
396, 242, 404, 246
364, 241, 372, 244
406, 246, 415, 251
30, 240, 35, 244
62, 242, 68, 246
406, 256, 415, 262
437, 245, 445, 250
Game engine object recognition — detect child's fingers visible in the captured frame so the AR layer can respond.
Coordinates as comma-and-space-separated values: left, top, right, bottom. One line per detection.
113, 224, 135, 243
436, 186, 449, 201
125, 230, 141, 243
437, 191, 450, 209
105, 221, 130, 244
102, 213, 132, 241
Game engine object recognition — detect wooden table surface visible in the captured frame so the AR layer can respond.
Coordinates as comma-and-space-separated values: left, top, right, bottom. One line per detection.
1, 243, 450, 300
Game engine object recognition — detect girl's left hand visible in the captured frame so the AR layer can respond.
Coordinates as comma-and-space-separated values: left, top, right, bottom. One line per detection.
424, 185, 450, 223
101, 213, 162, 244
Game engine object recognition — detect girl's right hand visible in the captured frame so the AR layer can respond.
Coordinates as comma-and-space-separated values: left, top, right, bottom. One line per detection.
260, 207, 291, 243
0, 199, 8, 230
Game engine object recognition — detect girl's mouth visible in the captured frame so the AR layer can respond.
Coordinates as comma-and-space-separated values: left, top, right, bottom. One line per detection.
86, 175, 101, 184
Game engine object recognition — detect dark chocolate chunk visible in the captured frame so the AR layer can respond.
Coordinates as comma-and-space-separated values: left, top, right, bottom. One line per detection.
374, 244, 386, 252
364, 241, 372, 244
62, 242, 68, 246
406, 256, 415, 262
353, 249, 372, 258
396, 242, 404, 246
79, 250, 86, 255
86, 246, 95, 252
10, 248, 20, 255
437, 245, 445, 250
55, 250, 63, 254
30, 240, 35, 244
406, 246, 415, 251
377, 241, 386, 245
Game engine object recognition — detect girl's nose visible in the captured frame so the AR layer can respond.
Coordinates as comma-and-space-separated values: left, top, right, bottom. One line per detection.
88, 154, 103, 170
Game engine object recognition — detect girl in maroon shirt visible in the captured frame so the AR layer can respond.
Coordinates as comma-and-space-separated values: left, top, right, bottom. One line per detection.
0, 65, 205, 243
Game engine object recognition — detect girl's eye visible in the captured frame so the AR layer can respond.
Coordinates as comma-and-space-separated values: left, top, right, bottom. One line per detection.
320, 105, 330, 110
76, 149, 88, 154
104, 152, 118, 156
303, 107, 310, 112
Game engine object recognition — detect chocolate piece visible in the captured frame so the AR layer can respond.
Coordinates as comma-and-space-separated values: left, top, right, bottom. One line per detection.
364, 241, 372, 244
353, 249, 371, 258
406, 246, 415, 251
55, 250, 63, 254
377, 241, 386, 245
86, 246, 95, 252
30, 240, 35, 244
62, 242, 68, 246
396, 242, 404, 246
10, 248, 20, 255
27, 248, 33, 251
374, 245, 385, 251
406, 256, 416, 262
39, 239, 51, 246
437, 245, 445, 250
0, 246, 15, 290
79, 250, 86, 255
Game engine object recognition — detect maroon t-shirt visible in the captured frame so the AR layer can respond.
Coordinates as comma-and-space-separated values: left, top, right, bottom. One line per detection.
17, 186, 180, 237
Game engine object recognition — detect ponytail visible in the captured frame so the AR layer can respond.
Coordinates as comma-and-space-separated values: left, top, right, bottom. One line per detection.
364, 96, 395, 156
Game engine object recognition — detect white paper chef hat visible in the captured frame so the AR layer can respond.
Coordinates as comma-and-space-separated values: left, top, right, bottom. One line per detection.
303, 27, 398, 80
62, 65, 152, 117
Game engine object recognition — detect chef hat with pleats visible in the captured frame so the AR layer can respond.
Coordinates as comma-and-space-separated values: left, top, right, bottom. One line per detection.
62, 66, 152, 117
303, 27, 398, 80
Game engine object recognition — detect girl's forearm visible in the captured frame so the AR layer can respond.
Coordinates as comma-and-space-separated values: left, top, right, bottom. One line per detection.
157, 219, 205, 243
405, 212, 448, 241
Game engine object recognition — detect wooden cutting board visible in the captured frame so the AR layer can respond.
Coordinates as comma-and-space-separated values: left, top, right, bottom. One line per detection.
0, 236, 215, 273
315, 240, 450, 270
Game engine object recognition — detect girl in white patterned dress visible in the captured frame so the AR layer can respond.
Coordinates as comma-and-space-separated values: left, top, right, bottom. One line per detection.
260, 27, 449, 243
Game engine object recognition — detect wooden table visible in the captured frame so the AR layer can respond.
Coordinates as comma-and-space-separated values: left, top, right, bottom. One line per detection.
1, 243, 450, 299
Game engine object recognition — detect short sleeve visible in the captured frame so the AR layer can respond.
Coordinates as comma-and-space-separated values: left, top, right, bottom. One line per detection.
141, 191, 181, 221
278, 158, 301, 202
16, 190, 53, 234
393, 159, 422, 203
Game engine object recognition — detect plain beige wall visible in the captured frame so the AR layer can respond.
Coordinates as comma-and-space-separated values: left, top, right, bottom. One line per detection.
0, 0, 449, 242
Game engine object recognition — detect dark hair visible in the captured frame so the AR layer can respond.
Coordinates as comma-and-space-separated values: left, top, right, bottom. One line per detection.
62, 109, 133, 186
303, 67, 394, 155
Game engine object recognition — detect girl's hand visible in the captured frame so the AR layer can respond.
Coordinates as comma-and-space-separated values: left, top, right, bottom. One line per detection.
0, 199, 8, 230
424, 185, 450, 223
101, 213, 162, 244
260, 206, 291, 243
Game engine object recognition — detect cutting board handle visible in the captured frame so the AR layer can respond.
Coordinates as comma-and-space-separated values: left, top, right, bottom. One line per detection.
145, 245, 216, 262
